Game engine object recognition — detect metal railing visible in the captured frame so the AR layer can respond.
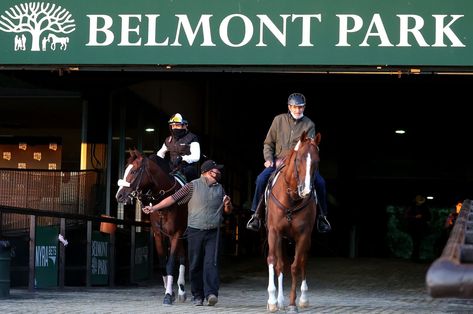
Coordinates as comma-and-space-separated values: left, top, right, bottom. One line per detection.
426, 199, 473, 298
0, 205, 153, 290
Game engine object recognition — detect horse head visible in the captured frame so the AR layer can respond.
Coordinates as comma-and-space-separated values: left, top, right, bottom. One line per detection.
116, 149, 176, 205
287, 131, 321, 199
116, 149, 145, 204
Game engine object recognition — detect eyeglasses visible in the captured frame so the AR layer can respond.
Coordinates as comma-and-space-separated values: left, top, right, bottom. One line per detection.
210, 170, 221, 175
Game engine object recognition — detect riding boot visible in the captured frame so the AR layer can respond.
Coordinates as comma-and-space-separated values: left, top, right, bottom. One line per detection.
246, 197, 265, 232
317, 215, 331, 233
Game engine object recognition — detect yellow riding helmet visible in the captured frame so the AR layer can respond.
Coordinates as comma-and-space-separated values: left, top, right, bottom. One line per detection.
168, 113, 188, 125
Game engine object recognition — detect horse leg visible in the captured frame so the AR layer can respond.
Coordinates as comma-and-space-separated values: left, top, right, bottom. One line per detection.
177, 257, 186, 302
276, 240, 285, 311
153, 233, 170, 299
164, 238, 181, 304
295, 236, 311, 310
266, 229, 284, 312
173, 237, 187, 302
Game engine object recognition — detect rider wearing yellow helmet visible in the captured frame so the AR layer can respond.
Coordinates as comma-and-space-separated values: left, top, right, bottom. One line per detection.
157, 113, 201, 181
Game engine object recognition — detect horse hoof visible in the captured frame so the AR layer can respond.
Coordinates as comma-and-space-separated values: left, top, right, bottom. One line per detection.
178, 292, 187, 303
287, 305, 299, 313
163, 293, 173, 306
267, 303, 278, 313
299, 300, 309, 308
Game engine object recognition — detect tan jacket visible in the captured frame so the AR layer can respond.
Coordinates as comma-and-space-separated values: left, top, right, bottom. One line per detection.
263, 113, 315, 162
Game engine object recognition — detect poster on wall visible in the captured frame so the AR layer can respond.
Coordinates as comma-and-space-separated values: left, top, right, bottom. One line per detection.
35, 226, 59, 288
91, 231, 110, 285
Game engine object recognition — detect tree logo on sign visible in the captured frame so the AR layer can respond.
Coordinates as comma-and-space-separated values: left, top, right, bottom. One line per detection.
0, 2, 76, 52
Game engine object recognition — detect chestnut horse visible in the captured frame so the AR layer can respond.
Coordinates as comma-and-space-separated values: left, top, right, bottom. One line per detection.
115, 150, 187, 305
265, 131, 321, 313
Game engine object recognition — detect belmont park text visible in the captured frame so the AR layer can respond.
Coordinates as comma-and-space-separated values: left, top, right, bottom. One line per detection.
86, 13, 465, 48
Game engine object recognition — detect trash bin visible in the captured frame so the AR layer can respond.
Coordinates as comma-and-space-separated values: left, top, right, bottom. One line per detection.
0, 241, 11, 298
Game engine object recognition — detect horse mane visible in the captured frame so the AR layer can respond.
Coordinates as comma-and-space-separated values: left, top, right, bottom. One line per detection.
126, 149, 171, 174
127, 149, 141, 164
148, 153, 171, 174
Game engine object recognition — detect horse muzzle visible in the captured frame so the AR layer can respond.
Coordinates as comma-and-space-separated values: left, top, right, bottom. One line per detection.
297, 184, 312, 198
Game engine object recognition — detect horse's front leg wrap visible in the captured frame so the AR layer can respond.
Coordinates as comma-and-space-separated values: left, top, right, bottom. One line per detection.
165, 275, 174, 296
267, 264, 278, 312
177, 264, 186, 302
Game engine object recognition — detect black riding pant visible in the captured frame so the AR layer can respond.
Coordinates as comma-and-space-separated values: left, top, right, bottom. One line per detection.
187, 227, 220, 300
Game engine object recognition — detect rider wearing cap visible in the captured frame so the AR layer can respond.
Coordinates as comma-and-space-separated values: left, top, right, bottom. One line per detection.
157, 113, 201, 181
246, 93, 331, 233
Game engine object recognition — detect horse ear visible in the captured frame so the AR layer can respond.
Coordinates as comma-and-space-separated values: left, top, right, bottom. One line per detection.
134, 149, 143, 159
315, 132, 322, 145
301, 130, 308, 141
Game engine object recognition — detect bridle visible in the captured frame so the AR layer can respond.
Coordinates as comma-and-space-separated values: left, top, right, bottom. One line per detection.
269, 138, 319, 222
121, 157, 179, 205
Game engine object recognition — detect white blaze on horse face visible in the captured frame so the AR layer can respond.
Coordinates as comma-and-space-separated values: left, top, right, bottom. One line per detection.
115, 164, 133, 198
294, 140, 301, 151
301, 153, 312, 197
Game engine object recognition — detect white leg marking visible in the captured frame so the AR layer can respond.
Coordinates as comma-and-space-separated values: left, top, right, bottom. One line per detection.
277, 272, 285, 309
267, 264, 277, 307
299, 279, 309, 307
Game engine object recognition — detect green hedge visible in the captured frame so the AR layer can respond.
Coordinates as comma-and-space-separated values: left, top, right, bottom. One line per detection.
386, 205, 452, 261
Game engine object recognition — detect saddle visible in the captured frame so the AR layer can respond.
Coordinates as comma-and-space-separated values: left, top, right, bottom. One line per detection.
171, 170, 187, 186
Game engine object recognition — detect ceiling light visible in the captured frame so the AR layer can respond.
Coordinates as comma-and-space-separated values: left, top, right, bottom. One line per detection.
395, 129, 406, 134
145, 128, 155, 132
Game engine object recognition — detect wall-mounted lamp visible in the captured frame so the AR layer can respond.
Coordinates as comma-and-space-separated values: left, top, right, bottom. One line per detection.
395, 129, 406, 134
145, 128, 155, 133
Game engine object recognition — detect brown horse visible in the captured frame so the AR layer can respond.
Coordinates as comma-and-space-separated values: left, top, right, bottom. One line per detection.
265, 131, 321, 313
115, 149, 187, 305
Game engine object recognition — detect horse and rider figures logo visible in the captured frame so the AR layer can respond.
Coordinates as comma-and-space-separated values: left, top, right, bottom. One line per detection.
0, 2, 76, 52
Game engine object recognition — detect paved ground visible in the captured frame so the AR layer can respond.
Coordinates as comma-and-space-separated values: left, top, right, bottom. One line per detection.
1, 256, 473, 313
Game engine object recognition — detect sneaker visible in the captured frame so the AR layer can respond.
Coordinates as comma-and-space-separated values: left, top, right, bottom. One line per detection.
317, 215, 332, 233
246, 214, 261, 232
192, 297, 203, 306
207, 294, 218, 306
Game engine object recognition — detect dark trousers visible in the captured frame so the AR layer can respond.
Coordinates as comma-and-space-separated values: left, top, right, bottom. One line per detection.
250, 167, 327, 216
182, 164, 198, 181
187, 227, 220, 299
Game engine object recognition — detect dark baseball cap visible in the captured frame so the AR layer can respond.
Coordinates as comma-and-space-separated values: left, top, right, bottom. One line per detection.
201, 160, 224, 173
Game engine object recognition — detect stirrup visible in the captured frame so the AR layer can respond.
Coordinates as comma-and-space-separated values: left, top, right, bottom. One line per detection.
246, 214, 261, 232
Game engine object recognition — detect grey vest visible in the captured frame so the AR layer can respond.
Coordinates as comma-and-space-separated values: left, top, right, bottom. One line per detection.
187, 177, 225, 230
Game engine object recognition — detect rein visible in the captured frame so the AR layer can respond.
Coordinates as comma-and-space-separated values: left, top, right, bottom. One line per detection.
130, 157, 179, 204
269, 186, 314, 222
269, 140, 318, 222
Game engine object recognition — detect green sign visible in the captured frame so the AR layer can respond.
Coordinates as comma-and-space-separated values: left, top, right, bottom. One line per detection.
35, 226, 59, 288
134, 232, 150, 281
0, 0, 472, 66
91, 231, 109, 286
